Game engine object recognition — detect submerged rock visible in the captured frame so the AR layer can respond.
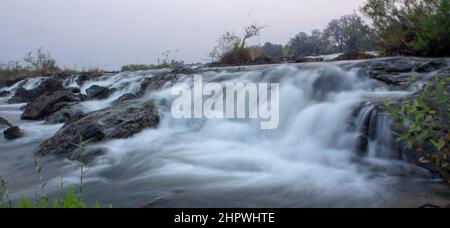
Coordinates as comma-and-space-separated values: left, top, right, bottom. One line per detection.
0, 90, 11, 97
3, 126, 22, 140
86, 85, 115, 100
21, 91, 82, 120
0, 117, 12, 128
139, 73, 182, 95
34, 100, 160, 162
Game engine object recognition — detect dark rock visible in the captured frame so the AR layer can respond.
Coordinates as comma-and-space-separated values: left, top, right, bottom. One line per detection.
0, 90, 11, 97
416, 60, 447, 73
112, 93, 138, 105
139, 74, 182, 95
45, 104, 86, 124
171, 66, 198, 75
21, 91, 82, 120
8, 78, 64, 104
295, 57, 324, 63
76, 72, 105, 86
0, 117, 12, 128
86, 85, 115, 100
67, 87, 81, 94
35, 100, 160, 161
3, 126, 22, 140
332, 51, 375, 61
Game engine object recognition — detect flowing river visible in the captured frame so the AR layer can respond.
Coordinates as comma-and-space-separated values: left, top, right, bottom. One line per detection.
1, 60, 449, 207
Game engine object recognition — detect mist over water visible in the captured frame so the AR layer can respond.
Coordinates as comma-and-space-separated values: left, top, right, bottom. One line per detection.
1, 62, 449, 207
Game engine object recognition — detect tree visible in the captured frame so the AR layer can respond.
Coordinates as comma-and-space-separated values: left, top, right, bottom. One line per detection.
323, 14, 374, 52
361, 0, 450, 56
209, 32, 241, 62
240, 24, 266, 48
260, 42, 284, 60
286, 30, 328, 57
24, 48, 59, 75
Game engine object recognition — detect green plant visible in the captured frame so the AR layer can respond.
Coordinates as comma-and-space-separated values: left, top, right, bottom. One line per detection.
0, 137, 106, 208
384, 75, 450, 182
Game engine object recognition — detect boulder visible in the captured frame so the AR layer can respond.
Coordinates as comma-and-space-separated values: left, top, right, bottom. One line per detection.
139, 74, 182, 95
21, 91, 82, 120
3, 126, 22, 140
111, 93, 138, 105
0, 90, 11, 97
8, 78, 64, 104
86, 85, 115, 100
45, 104, 86, 124
0, 117, 12, 128
34, 100, 160, 162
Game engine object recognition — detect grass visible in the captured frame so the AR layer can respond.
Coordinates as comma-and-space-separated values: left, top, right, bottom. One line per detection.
0, 137, 108, 208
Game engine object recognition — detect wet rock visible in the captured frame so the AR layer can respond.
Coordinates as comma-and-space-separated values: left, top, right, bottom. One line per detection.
0, 117, 12, 128
111, 93, 138, 105
139, 73, 182, 95
21, 91, 82, 120
0, 90, 11, 97
45, 104, 86, 124
86, 85, 115, 100
76, 72, 105, 86
8, 78, 64, 104
3, 126, 22, 140
67, 87, 81, 94
35, 100, 160, 161
332, 51, 375, 61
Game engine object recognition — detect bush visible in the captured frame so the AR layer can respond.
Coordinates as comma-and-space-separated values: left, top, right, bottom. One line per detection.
219, 47, 252, 65
384, 75, 450, 182
362, 0, 450, 56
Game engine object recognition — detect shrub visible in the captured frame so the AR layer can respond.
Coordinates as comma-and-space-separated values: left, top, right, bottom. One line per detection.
362, 0, 450, 56
384, 75, 450, 182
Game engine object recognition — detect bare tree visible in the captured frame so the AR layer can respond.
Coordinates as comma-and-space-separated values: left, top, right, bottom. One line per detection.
240, 24, 266, 48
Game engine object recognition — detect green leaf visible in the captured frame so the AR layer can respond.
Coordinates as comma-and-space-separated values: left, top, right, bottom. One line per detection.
19, 196, 34, 208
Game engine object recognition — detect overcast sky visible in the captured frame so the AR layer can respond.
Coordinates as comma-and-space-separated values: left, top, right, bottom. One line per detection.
0, 0, 367, 70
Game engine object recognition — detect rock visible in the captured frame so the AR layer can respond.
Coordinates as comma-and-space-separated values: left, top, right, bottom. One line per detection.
0, 90, 11, 97
171, 66, 198, 75
3, 126, 22, 140
45, 104, 86, 124
86, 85, 115, 100
111, 93, 138, 105
0, 117, 12, 128
35, 100, 160, 161
67, 87, 81, 94
416, 60, 447, 73
76, 72, 105, 86
8, 78, 64, 104
21, 91, 82, 120
139, 73, 182, 95
295, 57, 324, 63
332, 51, 375, 61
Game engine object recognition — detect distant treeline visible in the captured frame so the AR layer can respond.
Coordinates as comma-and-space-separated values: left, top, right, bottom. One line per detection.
210, 0, 450, 65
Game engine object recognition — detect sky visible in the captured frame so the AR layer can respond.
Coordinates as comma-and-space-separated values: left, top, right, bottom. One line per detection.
0, 0, 367, 70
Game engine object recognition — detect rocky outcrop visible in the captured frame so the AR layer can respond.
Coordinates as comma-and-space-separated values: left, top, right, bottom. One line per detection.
8, 78, 64, 104
332, 52, 375, 61
21, 91, 83, 120
86, 85, 115, 100
34, 100, 160, 162
349, 57, 449, 87
3, 126, 22, 140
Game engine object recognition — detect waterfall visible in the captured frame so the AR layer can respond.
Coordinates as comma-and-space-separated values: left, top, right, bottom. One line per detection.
0, 62, 446, 207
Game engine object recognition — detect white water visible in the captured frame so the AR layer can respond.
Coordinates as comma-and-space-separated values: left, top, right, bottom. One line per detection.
1, 62, 449, 208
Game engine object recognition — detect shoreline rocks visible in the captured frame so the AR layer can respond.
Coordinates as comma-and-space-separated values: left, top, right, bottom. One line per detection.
34, 100, 160, 162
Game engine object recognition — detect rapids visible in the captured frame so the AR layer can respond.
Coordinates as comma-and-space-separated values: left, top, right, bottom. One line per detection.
1, 60, 449, 208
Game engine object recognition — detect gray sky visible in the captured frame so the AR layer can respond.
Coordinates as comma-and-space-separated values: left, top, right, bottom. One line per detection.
0, 0, 367, 70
